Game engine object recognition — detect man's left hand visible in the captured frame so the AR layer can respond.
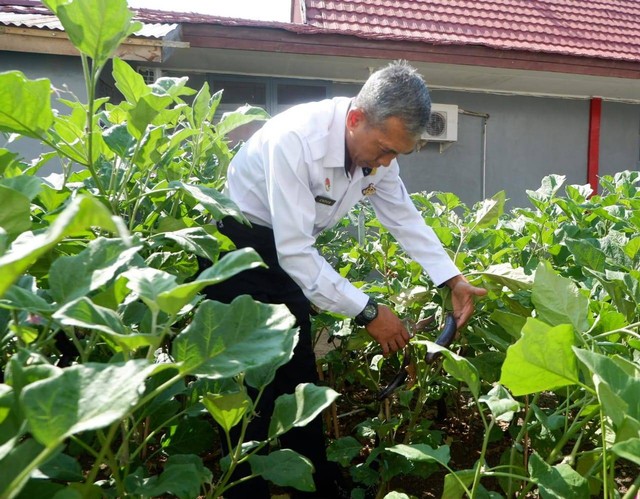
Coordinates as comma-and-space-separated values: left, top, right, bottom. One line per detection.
445, 275, 487, 329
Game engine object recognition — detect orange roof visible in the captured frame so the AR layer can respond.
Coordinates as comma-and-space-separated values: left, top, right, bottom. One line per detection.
303, 0, 640, 63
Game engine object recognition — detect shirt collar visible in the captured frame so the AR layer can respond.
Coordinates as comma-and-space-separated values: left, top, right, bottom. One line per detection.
322, 97, 353, 169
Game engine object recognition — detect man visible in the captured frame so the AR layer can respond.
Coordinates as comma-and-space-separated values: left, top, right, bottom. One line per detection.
205, 60, 486, 498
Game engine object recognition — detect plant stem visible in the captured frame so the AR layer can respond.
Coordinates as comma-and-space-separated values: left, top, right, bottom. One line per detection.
622, 474, 640, 499
599, 406, 610, 499
82, 422, 120, 495
507, 392, 539, 497
470, 401, 493, 498
80, 54, 107, 198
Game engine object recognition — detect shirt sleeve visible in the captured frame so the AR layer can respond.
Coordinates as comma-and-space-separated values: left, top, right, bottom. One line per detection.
368, 161, 461, 286
263, 131, 369, 317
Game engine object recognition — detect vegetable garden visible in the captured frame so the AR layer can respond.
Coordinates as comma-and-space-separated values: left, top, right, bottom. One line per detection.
0, 1, 638, 498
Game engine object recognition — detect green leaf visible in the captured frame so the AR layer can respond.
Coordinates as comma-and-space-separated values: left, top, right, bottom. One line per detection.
49, 237, 142, 304
573, 349, 640, 425
565, 238, 606, 273
532, 261, 589, 333
385, 443, 450, 466
55, 297, 158, 352
268, 383, 340, 439
127, 94, 172, 139
44, 0, 141, 67
0, 196, 128, 298
0, 149, 23, 176
443, 468, 475, 499
173, 181, 248, 223
480, 263, 533, 292
53, 297, 125, 335
0, 185, 31, 235
37, 453, 84, 482
129, 454, 212, 499
21, 360, 160, 447
202, 391, 250, 433
244, 324, 296, 389
191, 82, 213, 126
327, 436, 362, 467
215, 105, 269, 137
155, 248, 265, 315
0, 385, 13, 425
112, 57, 150, 104
172, 296, 297, 378
490, 310, 527, 339
528, 452, 589, 499
103, 123, 135, 158
0, 175, 43, 201
442, 351, 481, 398
248, 449, 315, 492
151, 77, 196, 99
155, 227, 220, 261
473, 191, 505, 229
5, 350, 61, 393
624, 236, 640, 261
162, 418, 216, 456
122, 267, 178, 314
0, 438, 49, 498
526, 175, 565, 208
500, 318, 579, 396
0, 72, 53, 137
611, 438, 640, 466
479, 384, 519, 422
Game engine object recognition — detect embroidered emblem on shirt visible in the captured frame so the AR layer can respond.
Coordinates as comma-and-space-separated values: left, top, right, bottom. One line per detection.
315, 195, 336, 206
324, 178, 331, 191
362, 167, 378, 177
361, 183, 377, 196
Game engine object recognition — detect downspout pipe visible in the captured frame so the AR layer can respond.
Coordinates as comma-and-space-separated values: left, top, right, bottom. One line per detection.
460, 109, 490, 199
587, 97, 602, 195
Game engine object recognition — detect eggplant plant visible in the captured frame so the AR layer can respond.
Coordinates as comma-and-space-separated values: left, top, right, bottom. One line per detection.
320, 178, 639, 498
0, 1, 338, 498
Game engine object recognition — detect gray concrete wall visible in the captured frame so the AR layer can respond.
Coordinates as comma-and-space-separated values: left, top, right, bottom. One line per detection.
0, 52, 86, 175
600, 101, 640, 177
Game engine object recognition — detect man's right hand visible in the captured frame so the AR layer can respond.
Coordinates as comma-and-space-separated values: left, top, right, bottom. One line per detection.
365, 304, 410, 355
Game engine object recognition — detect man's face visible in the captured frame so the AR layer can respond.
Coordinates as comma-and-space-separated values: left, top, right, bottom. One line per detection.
346, 108, 417, 170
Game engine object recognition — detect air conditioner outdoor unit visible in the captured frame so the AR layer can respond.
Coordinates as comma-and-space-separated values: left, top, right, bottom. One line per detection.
422, 104, 459, 142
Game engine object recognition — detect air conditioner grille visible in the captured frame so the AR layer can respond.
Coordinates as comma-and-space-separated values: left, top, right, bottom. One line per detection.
426, 111, 447, 137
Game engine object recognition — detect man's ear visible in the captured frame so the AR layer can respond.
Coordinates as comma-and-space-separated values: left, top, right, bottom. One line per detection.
346, 107, 366, 130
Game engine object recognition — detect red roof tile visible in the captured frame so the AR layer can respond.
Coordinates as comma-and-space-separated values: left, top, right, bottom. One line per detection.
304, 0, 640, 62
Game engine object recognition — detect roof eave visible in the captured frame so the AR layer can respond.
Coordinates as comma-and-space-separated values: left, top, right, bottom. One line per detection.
181, 23, 640, 81
0, 24, 189, 62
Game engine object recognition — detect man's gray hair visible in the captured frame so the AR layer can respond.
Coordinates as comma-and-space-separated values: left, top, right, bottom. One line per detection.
354, 60, 431, 138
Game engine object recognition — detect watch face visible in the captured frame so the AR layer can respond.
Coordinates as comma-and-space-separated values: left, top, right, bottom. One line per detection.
363, 303, 377, 321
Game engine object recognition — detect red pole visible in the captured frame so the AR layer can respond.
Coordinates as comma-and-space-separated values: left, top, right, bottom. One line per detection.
587, 97, 602, 195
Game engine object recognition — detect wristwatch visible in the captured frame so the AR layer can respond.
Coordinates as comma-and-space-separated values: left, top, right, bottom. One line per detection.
355, 297, 378, 326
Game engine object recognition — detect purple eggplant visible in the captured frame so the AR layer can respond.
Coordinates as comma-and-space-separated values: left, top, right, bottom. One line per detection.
376, 347, 412, 401
425, 313, 457, 364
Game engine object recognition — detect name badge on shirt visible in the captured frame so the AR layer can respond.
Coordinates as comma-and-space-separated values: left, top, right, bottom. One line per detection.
315, 195, 336, 206
362, 183, 377, 196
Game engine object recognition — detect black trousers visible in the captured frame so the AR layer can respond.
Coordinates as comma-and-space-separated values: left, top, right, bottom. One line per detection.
202, 217, 335, 498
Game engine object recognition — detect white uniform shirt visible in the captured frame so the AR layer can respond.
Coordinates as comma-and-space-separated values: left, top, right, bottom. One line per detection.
226, 97, 460, 317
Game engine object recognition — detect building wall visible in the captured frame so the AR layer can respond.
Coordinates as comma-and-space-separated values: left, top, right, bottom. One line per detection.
0, 51, 86, 176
